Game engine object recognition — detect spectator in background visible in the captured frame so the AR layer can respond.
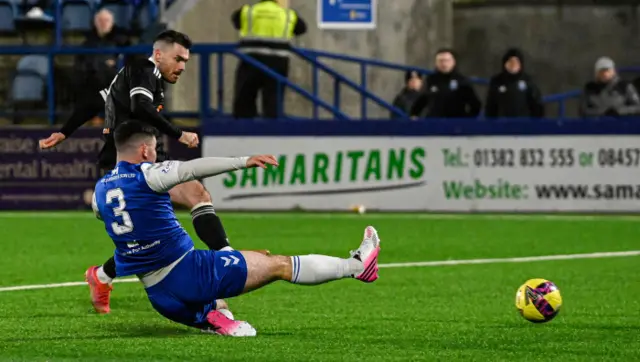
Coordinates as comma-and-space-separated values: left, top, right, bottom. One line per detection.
410, 49, 481, 118
390, 70, 422, 119
231, 0, 307, 119
580, 57, 640, 117
47, 9, 131, 143
485, 48, 544, 118
71, 9, 130, 123
76, 9, 131, 93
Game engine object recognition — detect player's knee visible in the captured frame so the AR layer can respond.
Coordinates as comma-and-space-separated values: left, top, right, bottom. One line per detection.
192, 183, 211, 203
183, 182, 212, 208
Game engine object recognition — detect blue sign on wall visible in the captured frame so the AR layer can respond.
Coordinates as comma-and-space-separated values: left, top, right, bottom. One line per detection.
317, 0, 376, 30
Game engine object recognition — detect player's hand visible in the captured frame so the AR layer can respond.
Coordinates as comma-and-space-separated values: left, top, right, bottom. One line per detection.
246, 155, 278, 169
179, 131, 199, 148
39, 132, 66, 149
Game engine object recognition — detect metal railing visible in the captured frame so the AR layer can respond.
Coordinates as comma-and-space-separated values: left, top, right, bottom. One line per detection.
2, 41, 639, 123
6, 1, 640, 121
0, 43, 355, 124
300, 49, 640, 118
541, 67, 640, 116
294, 48, 411, 120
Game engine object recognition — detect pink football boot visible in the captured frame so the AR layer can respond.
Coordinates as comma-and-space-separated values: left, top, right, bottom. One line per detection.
85, 266, 113, 314
202, 310, 257, 337
352, 226, 381, 283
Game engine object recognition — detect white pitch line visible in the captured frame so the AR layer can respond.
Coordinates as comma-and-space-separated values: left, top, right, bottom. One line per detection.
380, 250, 640, 268
0, 278, 139, 292
1, 250, 638, 293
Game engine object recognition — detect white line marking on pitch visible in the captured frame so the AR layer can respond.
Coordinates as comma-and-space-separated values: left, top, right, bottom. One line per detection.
380, 250, 640, 268
1, 250, 638, 293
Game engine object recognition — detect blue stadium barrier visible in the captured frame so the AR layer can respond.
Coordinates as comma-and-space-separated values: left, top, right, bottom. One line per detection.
7, 1, 640, 121
234, 51, 350, 121
300, 48, 489, 86
292, 48, 409, 120
201, 116, 640, 137
538, 66, 640, 116
0, 43, 353, 123
1, 42, 639, 124
300, 49, 640, 119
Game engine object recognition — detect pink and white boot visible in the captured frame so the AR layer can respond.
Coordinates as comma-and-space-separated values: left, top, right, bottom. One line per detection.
351, 226, 381, 283
202, 310, 257, 337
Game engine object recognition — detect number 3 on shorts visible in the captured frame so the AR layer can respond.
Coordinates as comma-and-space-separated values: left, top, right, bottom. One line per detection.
106, 188, 134, 235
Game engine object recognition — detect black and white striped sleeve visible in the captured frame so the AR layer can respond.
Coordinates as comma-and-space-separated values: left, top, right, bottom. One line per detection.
128, 64, 182, 139
128, 66, 157, 102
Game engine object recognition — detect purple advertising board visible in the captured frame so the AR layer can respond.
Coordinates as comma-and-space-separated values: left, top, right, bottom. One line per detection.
0, 126, 200, 210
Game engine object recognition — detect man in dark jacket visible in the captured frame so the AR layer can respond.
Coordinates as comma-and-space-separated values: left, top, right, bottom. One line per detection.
390, 70, 422, 119
72, 9, 131, 120
580, 57, 640, 117
410, 49, 481, 118
485, 48, 544, 118
76, 9, 131, 95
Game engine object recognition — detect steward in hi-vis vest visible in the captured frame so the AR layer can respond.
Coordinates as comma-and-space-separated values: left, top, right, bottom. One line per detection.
231, 0, 307, 119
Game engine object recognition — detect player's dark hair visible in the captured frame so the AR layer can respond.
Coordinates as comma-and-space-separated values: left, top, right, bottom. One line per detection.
435, 48, 457, 59
114, 121, 158, 151
154, 30, 192, 50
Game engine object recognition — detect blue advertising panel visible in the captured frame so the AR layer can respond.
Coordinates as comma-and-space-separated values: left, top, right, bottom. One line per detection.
318, 0, 376, 30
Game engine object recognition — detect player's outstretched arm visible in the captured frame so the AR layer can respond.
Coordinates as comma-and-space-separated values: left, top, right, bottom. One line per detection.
130, 94, 180, 136
39, 97, 110, 149
130, 95, 199, 149
130, 95, 199, 148
39, 132, 66, 149
128, 64, 198, 148
143, 155, 278, 193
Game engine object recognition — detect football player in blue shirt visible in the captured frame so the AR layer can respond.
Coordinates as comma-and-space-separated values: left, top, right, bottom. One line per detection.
92, 121, 382, 336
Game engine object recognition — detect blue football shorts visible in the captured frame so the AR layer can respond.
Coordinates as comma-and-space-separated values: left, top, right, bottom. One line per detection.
144, 249, 248, 328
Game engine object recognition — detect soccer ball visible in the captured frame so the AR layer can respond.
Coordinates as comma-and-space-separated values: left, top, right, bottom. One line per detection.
515, 278, 562, 323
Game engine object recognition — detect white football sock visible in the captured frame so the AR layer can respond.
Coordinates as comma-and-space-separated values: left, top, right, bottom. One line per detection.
220, 246, 235, 251
96, 266, 113, 284
290, 255, 364, 285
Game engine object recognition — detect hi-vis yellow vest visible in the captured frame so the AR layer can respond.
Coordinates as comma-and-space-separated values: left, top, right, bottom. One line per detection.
239, 1, 298, 56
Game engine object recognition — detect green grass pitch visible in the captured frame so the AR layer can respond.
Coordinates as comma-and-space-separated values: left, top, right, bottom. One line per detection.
0, 212, 639, 361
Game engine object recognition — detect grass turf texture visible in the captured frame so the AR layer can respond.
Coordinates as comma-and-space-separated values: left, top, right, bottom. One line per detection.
0, 212, 639, 361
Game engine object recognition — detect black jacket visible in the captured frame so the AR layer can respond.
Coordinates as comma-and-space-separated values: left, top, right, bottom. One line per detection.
485, 48, 544, 118
485, 72, 544, 118
391, 88, 421, 118
410, 71, 481, 118
580, 77, 640, 117
76, 26, 131, 88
